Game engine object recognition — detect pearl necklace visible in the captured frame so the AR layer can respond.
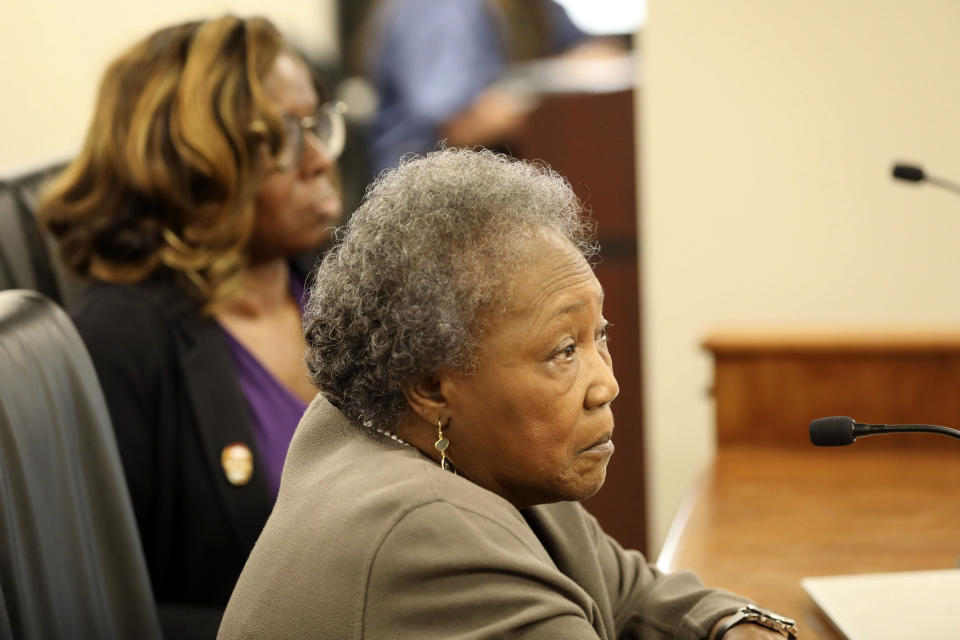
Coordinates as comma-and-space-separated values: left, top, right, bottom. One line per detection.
371, 426, 411, 447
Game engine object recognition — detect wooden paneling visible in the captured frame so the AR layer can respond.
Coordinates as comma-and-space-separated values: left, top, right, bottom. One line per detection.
704, 329, 960, 449
513, 90, 646, 553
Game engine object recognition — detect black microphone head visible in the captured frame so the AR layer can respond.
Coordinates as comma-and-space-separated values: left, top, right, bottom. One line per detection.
810, 416, 856, 446
892, 163, 925, 182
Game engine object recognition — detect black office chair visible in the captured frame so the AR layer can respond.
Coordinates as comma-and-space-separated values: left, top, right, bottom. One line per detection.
0, 164, 87, 307
0, 289, 161, 639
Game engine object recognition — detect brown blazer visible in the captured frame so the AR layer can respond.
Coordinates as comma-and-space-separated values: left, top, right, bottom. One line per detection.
218, 397, 748, 639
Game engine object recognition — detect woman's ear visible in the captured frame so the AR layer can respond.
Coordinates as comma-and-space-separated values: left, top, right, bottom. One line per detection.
401, 373, 449, 425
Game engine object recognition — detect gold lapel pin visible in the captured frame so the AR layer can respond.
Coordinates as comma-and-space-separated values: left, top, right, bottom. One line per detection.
221, 442, 253, 486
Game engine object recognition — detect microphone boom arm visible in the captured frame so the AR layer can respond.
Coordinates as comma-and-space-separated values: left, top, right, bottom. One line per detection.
854, 422, 960, 441
924, 176, 960, 197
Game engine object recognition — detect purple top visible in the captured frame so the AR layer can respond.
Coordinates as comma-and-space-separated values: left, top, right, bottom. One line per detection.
220, 275, 309, 498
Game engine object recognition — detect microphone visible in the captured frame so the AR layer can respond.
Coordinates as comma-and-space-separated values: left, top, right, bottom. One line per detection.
891, 162, 960, 197
892, 164, 924, 182
810, 416, 960, 446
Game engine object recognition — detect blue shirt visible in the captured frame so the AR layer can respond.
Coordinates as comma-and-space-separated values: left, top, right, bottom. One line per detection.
368, 0, 586, 175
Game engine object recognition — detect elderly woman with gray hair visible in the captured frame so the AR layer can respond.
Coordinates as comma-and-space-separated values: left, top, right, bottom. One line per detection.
218, 149, 797, 640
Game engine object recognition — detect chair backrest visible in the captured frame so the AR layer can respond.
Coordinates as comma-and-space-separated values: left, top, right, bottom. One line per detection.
0, 164, 87, 308
0, 289, 161, 639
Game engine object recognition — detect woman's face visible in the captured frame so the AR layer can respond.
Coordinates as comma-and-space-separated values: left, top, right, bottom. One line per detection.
250, 53, 342, 262
438, 233, 619, 509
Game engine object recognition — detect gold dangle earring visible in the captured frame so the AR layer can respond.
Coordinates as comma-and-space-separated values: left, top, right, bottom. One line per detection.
435, 417, 454, 473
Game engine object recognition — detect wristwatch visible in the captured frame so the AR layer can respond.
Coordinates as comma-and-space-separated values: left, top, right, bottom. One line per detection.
714, 604, 799, 639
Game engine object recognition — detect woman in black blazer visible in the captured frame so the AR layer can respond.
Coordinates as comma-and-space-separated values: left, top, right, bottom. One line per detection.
39, 15, 344, 638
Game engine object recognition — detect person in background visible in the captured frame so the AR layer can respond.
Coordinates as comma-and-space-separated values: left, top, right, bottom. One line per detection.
366, 0, 622, 175
38, 15, 344, 638
218, 149, 798, 640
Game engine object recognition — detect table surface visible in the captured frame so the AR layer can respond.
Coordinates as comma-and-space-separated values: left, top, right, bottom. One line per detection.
655, 445, 960, 639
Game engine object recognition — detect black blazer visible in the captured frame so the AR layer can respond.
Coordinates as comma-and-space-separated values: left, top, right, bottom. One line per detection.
71, 263, 313, 638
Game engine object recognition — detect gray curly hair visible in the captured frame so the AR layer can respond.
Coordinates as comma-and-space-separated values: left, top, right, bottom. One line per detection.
303, 148, 598, 429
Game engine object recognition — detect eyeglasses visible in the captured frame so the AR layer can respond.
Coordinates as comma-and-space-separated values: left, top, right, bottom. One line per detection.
253, 101, 347, 172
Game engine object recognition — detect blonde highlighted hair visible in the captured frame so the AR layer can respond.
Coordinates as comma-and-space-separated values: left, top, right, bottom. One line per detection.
40, 15, 299, 304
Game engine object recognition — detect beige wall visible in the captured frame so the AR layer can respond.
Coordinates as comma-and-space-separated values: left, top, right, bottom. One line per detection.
641, 1, 960, 552
0, 0, 337, 174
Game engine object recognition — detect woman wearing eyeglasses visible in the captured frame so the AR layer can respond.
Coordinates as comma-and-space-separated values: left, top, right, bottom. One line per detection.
38, 15, 345, 639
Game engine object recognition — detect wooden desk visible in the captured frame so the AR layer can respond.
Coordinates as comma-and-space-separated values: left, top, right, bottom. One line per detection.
656, 446, 960, 639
